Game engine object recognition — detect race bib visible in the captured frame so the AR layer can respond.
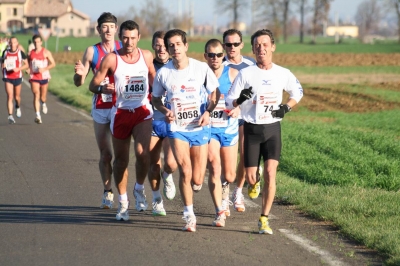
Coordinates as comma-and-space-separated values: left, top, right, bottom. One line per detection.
173, 100, 201, 131
210, 95, 228, 128
122, 76, 146, 101
5, 58, 16, 71
100, 77, 112, 102
32, 60, 44, 73
255, 92, 279, 123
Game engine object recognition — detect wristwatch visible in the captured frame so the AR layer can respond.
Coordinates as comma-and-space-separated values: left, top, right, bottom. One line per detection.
285, 104, 292, 112
97, 86, 102, 93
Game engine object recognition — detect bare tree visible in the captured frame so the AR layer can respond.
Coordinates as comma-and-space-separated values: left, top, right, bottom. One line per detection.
215, 0, 248, 29
282, 0, 291, 43
297, 0, 308, 43
387, 0, 400, 43
355, 0, 382, 42
311, 0, 332, 44
117, 0, 170, 37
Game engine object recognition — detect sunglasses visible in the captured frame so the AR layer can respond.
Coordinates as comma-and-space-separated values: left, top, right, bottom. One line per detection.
206, 52, 224, 58
224, 42, 241, 48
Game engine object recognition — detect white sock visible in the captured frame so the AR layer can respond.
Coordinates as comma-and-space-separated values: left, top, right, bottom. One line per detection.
42, 103, 46, 106
135, 183, 144, 190
162, 171, 170, 180
119, 193, 128, 201
236, 187, 243, 194
183, 205, 194, 216
36, 112, 40, 117
152, 190, 161, 200
216, 206, 223, 213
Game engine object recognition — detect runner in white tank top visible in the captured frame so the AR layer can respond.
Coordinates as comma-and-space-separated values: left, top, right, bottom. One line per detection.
89, 20, 156, 222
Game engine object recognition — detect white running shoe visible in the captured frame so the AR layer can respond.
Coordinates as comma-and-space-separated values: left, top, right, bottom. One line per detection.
221, 198, 233, 217
212, 211, 226, 227
8, 115, 15, 124
34, 116, 42, 124
192, 183, 202, 193
42, 104, 48, 114
100, 191, 114, 209
133, 188, 148, 211
231, 187, 245, 212
182, 214, 196, 232
116, 200, 129, 221
162, 173, 176, 200
16, 108, 21, 118
152, 197, 166, 216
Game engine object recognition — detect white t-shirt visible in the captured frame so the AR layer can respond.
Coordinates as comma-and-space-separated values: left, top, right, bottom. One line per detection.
226, 63, 303, 124
152, 58, 219, 132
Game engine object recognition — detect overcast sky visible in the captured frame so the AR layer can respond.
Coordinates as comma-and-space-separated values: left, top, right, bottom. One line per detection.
71, 0, 364, 25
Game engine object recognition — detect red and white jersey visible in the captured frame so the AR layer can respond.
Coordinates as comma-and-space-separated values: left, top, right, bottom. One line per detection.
28, 48, 51, 80
2, 49, 26, 79
113, 48, 152, 112
91, 41, 121, 110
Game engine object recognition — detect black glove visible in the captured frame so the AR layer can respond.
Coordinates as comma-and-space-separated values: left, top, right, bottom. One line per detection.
236, 87, 253, 105
271, 104, 291, 118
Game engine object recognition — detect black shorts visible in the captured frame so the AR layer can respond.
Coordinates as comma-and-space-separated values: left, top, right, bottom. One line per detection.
243, 121, 282, 167
3, 77, 22, 86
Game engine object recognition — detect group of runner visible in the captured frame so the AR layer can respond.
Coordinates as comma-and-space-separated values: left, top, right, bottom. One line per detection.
74, 12, 303, 234
2, 35, 56, 124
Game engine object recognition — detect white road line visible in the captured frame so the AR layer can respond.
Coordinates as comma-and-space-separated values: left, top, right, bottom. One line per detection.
56, 102, 92, 120
278, 229, 349, 266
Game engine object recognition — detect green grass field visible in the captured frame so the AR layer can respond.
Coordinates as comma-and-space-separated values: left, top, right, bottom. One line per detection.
14, 34, 400, 54
39, 34, 400, 265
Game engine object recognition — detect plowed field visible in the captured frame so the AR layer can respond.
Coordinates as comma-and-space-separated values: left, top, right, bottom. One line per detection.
56, 52, 400, 113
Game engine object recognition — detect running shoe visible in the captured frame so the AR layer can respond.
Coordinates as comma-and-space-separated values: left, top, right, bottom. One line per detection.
231, 187, 245, 212
8, 115, 15, 124
16, 108, 21, 118
152, 197, 166, 216
182, 214, 196, 232
221, 198, 233, 217
222, 182, 230, 200
248, 180, 261, 199
258, 216, 273, 234
42, 104, 48, 114
162, 173, 176, 200
133, 187, 148, 211
116, 200, 129, 221
100, 191, 114, 209
212, 211, 226, 227
34, 116, 42, 124
192, 183, 202, 193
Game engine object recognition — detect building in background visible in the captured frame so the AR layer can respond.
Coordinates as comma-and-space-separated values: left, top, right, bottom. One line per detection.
0, 0, 89, 37
326, 25, 359, 38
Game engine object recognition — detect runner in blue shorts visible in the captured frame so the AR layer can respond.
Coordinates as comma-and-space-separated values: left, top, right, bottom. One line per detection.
152, 29, 220, 232
148, 30, 177, 217
204, 39, 240, 228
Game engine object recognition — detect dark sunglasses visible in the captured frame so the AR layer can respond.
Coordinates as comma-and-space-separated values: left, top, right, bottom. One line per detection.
224, 42, 241, 48
206, 52, 224, 58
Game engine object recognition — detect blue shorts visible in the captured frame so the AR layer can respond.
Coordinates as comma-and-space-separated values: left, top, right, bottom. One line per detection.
168, 126, 210, 147
30, 79, 49, 85
238, 119, 245, 127
210, 128, 239, 147
3, 78, 22, 86
152, 119, 168, 139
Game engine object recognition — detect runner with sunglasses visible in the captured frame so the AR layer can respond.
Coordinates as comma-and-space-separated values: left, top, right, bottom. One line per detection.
226, 29, 303, 234
203, 39, 239, 227
152, 29, 220, 232
222, 29, 259, 214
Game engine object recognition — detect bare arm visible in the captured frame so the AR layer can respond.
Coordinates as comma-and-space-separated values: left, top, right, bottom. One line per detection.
199, 88, 220, 126
152, 96, 175, 123
42, 49, 56, 72
142, 49, 156, 87
74, 46, 94, 87
88, 53, 116, 95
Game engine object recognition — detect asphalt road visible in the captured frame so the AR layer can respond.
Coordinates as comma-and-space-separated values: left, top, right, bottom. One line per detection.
0, 80, 384, 266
